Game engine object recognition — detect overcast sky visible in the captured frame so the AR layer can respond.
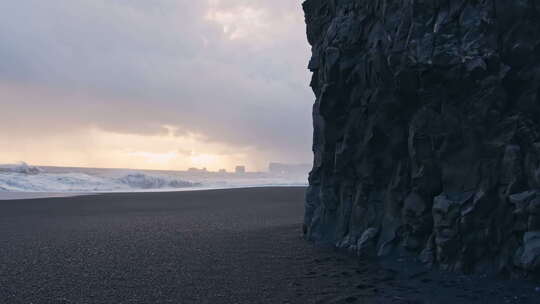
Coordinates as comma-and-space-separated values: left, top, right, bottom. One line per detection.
0, 0, 312, 171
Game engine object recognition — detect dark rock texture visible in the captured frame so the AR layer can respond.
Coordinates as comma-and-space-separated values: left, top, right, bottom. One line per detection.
303, 0, 540, 276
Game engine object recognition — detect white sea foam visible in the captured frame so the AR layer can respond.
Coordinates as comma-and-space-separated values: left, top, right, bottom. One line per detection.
0, 163, 198, 193
0, 162, 43, 174
0, 162, 308, 196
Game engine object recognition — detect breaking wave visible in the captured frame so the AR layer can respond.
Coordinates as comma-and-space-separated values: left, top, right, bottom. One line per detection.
0, 163, 198, 192
117, 173, 197, 189
0, 162, 308, 195
0, 162, 43, 175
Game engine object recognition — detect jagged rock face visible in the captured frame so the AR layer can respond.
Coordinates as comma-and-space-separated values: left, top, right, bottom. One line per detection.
302, 0, 540, 276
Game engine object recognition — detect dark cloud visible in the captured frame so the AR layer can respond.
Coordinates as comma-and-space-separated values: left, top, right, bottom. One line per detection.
0, 0, 312, 163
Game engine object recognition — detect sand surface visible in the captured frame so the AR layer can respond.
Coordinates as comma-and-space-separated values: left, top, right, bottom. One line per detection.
0, 187, 538, 303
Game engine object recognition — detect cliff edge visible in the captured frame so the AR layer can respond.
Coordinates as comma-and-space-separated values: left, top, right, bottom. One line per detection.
303, 0, 540, 276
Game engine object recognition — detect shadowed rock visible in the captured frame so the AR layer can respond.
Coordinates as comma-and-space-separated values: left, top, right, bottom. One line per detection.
303, 0, 540, 276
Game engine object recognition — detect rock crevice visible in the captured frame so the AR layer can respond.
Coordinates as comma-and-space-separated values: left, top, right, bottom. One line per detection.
303, 0, 540, 275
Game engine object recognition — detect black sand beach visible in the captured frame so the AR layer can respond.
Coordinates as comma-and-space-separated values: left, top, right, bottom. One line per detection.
0, 187, 538, 303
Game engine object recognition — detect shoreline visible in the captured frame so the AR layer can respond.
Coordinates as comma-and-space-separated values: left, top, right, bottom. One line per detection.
0, 185, 308, 200
0, 192, 93, 200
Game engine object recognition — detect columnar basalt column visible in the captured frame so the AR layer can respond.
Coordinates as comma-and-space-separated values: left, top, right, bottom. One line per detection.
303, 0, 540, 275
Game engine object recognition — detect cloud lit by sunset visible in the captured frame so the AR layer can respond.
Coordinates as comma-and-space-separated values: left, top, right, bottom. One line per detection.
0, 0, 312, 171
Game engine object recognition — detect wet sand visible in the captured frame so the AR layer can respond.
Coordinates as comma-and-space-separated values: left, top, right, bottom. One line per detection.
0, 187, 538, 303
0, 192, 92, 200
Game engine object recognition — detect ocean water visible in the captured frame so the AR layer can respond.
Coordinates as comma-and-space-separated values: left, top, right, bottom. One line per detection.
0, 162, 308, 193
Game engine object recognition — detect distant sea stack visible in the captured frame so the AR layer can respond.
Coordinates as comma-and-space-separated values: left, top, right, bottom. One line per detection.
302, 0, 540, 276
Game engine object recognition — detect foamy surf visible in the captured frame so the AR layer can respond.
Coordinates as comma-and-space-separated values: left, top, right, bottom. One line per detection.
0, 163, 198, 193
0, 162, 308, 200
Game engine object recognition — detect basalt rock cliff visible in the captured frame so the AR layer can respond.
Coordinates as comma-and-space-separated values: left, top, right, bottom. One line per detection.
303, 0, 540, 276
